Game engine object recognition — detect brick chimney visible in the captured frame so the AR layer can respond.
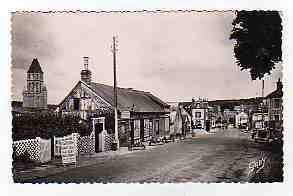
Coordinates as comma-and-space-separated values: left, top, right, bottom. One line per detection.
80, 56, 92, 85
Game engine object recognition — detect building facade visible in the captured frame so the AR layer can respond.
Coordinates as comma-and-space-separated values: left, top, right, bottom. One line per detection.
265, 78, 283, 129
191, 98, 209, 130
58, 57, 170, 150
22, 58, 47, 109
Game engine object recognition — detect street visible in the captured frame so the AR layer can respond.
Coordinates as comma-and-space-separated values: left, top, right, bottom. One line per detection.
27, 128, 283, 183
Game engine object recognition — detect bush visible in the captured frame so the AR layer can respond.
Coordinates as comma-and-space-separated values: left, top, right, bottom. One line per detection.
12, 112, 91, 140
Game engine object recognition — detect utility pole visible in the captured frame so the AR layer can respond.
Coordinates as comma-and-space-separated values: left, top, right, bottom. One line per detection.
261, 79, 265, 129
111, 36, 119, 150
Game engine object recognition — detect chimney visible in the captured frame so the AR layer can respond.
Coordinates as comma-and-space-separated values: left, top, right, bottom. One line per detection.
277, 78, 283, 90
81, 56, 92, 85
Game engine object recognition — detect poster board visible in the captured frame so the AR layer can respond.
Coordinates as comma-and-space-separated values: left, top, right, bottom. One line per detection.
121, 111, 130, 119
61, 133, 77, 166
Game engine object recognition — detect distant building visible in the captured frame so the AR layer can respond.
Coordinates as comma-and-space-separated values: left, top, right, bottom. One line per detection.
265, 78, 283, 129
22, 58, 47, 109
173, 103, 192, 136
190, 98, 209, 131
235, 111, 248, 129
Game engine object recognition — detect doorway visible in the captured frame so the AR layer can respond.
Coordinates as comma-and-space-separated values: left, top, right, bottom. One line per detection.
92, 117, 105, 153
95, 123, 103, 152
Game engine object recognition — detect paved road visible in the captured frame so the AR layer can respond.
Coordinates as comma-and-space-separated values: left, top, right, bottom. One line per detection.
28, 128, 283, 183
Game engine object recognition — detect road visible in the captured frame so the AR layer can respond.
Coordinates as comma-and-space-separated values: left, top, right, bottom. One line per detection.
28, 128, 283, 183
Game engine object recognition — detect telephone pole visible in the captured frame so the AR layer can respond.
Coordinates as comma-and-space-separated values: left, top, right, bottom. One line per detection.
112, 36, 119, 150
261, 79, 265, 128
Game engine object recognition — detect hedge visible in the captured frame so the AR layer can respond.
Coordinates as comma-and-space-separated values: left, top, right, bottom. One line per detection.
12, 112, 91, 141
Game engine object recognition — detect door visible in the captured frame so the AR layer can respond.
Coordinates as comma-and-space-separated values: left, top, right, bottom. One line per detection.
206, 120, 210, 132
95, 123, 103, 152
130, 120, 134, 146
140, 119, 144, 141
154, 120, 159, 137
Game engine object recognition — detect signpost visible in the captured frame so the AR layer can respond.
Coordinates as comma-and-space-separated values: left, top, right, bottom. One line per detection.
61, 133, 77, 166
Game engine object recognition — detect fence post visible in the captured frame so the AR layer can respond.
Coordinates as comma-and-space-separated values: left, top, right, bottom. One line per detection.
36, 137, 41, 162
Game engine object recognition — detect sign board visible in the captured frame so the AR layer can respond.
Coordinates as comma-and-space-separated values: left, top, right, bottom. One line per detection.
121, 111, 130, 119
61, 133, 77, 165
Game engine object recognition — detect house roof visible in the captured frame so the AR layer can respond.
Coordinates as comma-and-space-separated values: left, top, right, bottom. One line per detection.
27, 58, 43, 73
89, 82, 169, 113
266, 88, 283, 99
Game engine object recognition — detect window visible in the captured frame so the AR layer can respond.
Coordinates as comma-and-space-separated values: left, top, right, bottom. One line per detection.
73, 98, 80, 110
28, 82, 31, 92
274, 115, 280, 121
274, 99, 281, 109
154, 120, 159, 135
195, 112, 201, 118
134, 120, 140, 139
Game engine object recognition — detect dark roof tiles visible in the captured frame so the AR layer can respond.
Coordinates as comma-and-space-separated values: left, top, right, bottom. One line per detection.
89, 82, 169, 113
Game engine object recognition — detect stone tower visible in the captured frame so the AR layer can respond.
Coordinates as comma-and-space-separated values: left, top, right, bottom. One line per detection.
23, 58, 48, 109
80, 56, 92, 85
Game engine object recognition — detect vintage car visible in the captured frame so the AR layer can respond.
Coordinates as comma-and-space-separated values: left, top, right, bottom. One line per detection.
252, 120, 282, 144
252, 128, 273, 143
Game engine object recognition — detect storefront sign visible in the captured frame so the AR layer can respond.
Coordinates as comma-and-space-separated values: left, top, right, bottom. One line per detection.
61, 133, 77, 165
121, 111, 130, 119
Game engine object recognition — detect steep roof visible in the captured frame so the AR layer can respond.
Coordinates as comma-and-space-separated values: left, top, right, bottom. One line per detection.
266, 88, 283, 99
27, 58, 43, 73
89, 82, 169, 113
266, 79, 283, 99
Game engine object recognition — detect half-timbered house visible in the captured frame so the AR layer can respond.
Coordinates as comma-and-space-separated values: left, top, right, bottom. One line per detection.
58, 57, 170, 151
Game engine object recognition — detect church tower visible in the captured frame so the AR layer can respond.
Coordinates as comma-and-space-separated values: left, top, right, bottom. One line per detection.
23, 58, 48, 109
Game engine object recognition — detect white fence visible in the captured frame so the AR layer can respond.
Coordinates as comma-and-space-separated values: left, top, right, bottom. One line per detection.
14, 130, 115, 162
13, 137, 51, 163
54, 132, 95, 156
53, 130, 114, 156
39, 138, 51, 163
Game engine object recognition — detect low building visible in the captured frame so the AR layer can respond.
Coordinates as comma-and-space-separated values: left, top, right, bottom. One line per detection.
58, 57, 170, 151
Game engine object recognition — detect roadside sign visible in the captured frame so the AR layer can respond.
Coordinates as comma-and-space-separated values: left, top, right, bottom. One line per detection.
61, 133, 77, 166
121, 111, 130, 119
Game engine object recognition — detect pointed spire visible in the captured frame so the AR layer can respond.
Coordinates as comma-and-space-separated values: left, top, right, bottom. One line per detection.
27, 58, 43, 73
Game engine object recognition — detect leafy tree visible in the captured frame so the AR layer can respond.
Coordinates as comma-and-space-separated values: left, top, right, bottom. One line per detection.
230, 11, 282, 80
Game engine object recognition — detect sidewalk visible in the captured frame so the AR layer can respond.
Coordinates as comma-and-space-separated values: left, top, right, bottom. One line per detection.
12, 142, 175, 183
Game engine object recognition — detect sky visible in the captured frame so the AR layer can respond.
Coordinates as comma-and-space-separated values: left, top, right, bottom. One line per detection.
11, 11, 282, 104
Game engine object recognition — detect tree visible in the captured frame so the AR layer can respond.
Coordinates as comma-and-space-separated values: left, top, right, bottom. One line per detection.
230, 11, 282, 80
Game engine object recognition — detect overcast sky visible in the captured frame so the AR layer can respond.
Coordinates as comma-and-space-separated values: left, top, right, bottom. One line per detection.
11, 11, 282, 104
